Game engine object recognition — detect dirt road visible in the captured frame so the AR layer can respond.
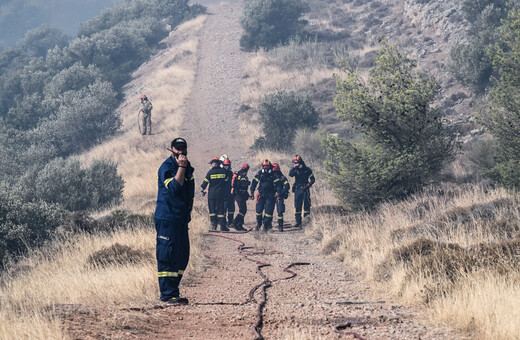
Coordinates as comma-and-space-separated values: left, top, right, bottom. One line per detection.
66, 1, 465, 339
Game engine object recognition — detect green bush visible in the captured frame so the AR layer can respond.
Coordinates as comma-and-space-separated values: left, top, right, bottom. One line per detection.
17, 157, 123, 211
254, 90, 319, 150
240, 0, 310, 52
484, 8, 520, 188
325, 43, 455, 208
16, 25, 70, 58
449, 38, 493, 90
293, 128, 326, 164
449, 0, 509, 89
33, 80, 120, 155
0, 184, 66, 268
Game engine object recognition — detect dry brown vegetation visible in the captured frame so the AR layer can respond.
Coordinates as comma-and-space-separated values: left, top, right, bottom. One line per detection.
307, 184, 520, 339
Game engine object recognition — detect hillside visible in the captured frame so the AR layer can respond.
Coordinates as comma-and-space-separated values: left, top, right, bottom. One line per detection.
68, 0, 470, 339
3, 0, 519, 339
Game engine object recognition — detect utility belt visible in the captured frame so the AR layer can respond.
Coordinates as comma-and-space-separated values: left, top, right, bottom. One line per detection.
292, 183, 309, 192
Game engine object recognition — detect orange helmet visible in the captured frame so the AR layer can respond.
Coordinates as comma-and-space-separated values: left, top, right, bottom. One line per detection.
241, 163, 250, 171
140, 94, 147, 100
292, 155, 303, 164
223, 158, 231, 166
262, 159, 272, 169
272, 163, 280, 172
209, 157, 220, 164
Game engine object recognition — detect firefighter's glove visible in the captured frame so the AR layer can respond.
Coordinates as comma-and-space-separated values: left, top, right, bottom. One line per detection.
201, 190, 206, 196
249, 193, 254, 200
303, 183, 310, 190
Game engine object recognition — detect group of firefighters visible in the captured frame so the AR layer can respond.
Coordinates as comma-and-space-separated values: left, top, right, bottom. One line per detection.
201, 154, 315, 232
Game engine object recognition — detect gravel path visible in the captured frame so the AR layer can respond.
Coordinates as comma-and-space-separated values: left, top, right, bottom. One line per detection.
183, 0, 250, 181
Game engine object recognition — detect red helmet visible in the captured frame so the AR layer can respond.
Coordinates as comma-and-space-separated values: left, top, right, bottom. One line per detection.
272, 163, 280, 172
241, 163, 250, 171
140, 94, 147, 100
292, 155, 303, 164
223, 158, 231, 166
262, 159, 272, 169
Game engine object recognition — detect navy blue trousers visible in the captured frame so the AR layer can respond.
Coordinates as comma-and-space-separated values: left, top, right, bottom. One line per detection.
276, 198, 285, 224
208, 198, 226, 227
234, 194, 248, 227
294, 189, 311, 224
155, 219, 190, 301
224, 193, 235, 224
256, 194, 275, 227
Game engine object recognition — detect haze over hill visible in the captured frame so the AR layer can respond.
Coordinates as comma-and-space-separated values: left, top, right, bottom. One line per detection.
0, 0, 117, 45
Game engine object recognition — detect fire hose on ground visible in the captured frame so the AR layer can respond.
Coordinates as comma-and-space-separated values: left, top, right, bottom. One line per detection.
206, 231, 310, 340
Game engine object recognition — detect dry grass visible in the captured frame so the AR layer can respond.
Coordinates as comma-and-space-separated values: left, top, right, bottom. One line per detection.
431, 272, 520, 340
307, 183, 520, 339
0, 206, 208, 339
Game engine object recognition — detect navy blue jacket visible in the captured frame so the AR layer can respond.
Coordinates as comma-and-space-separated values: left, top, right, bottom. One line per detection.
273, 171, 290, 198
250, 169, 282, 196
201, 167, 229, 199
289, 164, 315, 189
154, 156, 195, 223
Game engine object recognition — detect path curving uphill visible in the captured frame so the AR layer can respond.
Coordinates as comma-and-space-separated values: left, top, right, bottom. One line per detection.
182, 0, 249, 180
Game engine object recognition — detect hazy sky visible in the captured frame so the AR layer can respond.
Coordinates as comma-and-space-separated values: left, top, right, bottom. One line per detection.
0, 0, 118, 45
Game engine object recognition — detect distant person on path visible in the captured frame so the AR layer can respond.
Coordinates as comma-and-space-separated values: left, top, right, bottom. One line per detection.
289, 155, 315, 228
231, 163, 251, 231
154, 137, 194, 305
201, 157, 230, 232
272, 163, 290, 232
250, 160, 282, 232
140, 94, 153, 135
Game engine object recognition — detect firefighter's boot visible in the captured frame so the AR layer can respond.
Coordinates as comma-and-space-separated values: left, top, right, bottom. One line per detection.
227, 214, 234, 228
278, 219, 284, 232
294, 214, 302, 228
255, 214, 262, 231
211, 223, 217, 231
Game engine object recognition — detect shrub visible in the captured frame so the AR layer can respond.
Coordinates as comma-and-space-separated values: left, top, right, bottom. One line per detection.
16, 25, 70, 58
240, 0, 310, 51
293, 128, 326, 164
254, 90, 319, 150
484, 8, 520, 188
449, 38, 493, 90
33, 80, 120, 156
325, 43, 455, 208
0, 185, 66, 268
17, 157, 124, 211
449, 0, 509, 89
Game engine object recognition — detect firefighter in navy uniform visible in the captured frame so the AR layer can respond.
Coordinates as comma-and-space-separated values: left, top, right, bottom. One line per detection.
289, 155, 315, 228
154, 137, 194, 305
221, 158, 235, 228
201, 157, 230, 232
250, 160, 282, 232
231, 163, 251, 231
272, 163, 290, 232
